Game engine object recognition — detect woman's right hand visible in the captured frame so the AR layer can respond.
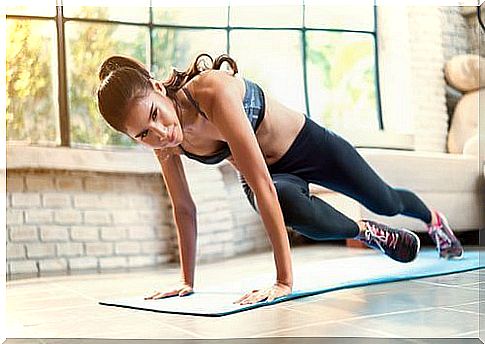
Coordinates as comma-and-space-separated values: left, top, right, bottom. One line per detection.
144, 283, 194, 300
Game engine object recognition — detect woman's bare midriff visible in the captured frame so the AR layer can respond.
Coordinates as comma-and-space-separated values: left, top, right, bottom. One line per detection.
177, 70, 307, 171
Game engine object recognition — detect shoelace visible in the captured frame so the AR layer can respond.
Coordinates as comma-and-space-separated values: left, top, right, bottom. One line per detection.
364, 222, 399, 252
430, 225, 452, 249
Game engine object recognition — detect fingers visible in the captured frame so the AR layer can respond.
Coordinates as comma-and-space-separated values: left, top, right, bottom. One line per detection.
145, 286, 194, 300
232, 291, 253, 304
179, 287, 193, 297
234, 289, 266, 305
144, 289, 177, 300
152, 290, 177, 300
144, 291, 161, 300
234, 286, 289, 305
266, 289, 278, 303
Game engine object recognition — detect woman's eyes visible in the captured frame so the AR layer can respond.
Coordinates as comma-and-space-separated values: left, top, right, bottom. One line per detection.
151, 109, 158, 121
140, 109, 158, 141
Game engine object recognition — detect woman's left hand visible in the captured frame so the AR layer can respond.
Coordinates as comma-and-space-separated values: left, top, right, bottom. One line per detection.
233, 282, 292, 305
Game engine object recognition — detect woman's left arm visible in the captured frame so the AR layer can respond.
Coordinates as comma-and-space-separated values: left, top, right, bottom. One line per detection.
197, 73, 293, 304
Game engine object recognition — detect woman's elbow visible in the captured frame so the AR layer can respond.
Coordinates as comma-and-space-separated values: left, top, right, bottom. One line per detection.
174, 203, 197, 216
254, 178, 277, 198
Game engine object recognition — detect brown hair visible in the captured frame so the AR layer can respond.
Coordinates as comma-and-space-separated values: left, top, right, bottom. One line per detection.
96, 53, 239, 135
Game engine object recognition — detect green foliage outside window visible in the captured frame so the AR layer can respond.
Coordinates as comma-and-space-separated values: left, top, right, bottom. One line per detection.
66, 7, 147, 148
7, 19, 59, 145
6, 5, 378, 148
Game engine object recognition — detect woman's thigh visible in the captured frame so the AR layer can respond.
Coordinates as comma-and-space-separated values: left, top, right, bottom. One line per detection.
311, 131, 402, 215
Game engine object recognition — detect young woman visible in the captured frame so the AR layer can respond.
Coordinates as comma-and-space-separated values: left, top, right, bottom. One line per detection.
96, 53, 464, 306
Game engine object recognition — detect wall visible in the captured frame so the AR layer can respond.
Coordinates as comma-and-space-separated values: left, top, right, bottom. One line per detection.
6, 170, 172, 276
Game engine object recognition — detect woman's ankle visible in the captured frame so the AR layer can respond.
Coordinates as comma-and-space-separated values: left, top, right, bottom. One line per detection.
354, 220, 367, 239
427, 210, 438, 226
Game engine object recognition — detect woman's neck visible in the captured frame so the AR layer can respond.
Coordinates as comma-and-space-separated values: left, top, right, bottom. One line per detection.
171, 87, 198, 130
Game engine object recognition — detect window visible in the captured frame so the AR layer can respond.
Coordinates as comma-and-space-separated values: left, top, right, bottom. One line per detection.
65, 20, 149, 147
6, 2, 381, 149
306, 31, 378, 131
6, 19, 59, 145
152, 28, 227, 80
230, 30, 306, 114
152, 2, 228, 27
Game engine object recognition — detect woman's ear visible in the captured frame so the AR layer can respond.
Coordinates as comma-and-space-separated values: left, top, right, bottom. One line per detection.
150, 79, 166, 96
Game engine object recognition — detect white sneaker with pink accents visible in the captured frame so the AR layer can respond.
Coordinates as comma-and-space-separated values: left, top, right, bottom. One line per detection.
426, 210, 464, 260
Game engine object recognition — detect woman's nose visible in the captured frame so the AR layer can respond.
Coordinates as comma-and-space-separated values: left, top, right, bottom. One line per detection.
151, 123, 170, 139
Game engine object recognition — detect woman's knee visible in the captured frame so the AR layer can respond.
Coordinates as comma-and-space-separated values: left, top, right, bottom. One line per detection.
272, 175, 311, 225
369, 188, 404, 216
273, 176, 307, 205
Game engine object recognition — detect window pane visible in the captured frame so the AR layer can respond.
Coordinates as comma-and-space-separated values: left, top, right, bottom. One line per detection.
306, 31, 378, 131
229, 5, 302, 28
6, 2, 56, 17
152, 29, 227, 80
65, 21, 149, 148
6, 19, 59, 145
152, 3, 228, 27
230, 30, 305, 114
63, 2, 150, 23
305, 4, 374, 31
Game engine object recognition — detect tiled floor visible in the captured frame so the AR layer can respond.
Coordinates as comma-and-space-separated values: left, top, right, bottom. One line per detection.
5, 244, 485, 342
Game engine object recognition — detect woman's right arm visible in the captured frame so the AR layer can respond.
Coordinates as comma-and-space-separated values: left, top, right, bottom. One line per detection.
155, 150, 197, 287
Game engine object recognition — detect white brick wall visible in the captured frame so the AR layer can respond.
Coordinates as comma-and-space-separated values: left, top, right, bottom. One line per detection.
408, 6, 448, 152
6, 166, 253, 277
441, 6, 470, 61
377, 5, 414, 135
69, 257, 97, 270
6, 170, 175, 277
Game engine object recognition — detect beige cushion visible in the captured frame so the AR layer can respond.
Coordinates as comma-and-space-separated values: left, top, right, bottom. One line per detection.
358, 149, 479, 193
463, 132, 479, 156
444, 54, 485, 92
447, 90, 480, 154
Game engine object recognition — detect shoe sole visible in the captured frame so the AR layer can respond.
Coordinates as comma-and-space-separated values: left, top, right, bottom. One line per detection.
399, 227, 421, 263
433, 246, 465, 260
441, 251, 465, 260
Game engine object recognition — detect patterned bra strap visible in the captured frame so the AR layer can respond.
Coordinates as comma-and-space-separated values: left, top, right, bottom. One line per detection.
182, 87, 209, 120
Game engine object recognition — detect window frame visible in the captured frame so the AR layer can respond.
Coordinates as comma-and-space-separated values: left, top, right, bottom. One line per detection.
6, 1, 382, 150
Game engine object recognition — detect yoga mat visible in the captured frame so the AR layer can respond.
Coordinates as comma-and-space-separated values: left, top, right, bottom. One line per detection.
99, 248, 484, 317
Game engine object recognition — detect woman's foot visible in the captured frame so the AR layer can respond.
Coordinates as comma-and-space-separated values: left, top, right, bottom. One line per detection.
356, 219, 420, 263
426, 210, 464, 259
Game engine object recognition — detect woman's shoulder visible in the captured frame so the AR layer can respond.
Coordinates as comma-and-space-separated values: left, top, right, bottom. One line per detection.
189, 70, 245, 108
190, 69, 242, 94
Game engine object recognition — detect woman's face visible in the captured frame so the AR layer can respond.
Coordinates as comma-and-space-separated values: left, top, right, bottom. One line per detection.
124, 82, 183, 150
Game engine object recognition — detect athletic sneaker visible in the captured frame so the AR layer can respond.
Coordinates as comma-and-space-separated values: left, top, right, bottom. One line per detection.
358, 219, 420, 263
426, 209, 464, 259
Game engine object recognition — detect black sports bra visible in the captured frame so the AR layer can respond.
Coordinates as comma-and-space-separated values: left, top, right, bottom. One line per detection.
179, 77, 266, 165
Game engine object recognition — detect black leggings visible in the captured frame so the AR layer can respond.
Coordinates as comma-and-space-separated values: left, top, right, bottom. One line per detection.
240, 115, 433, 241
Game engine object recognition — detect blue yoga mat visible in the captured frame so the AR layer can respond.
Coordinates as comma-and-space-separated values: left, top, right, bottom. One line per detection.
99, 248, 484, 317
